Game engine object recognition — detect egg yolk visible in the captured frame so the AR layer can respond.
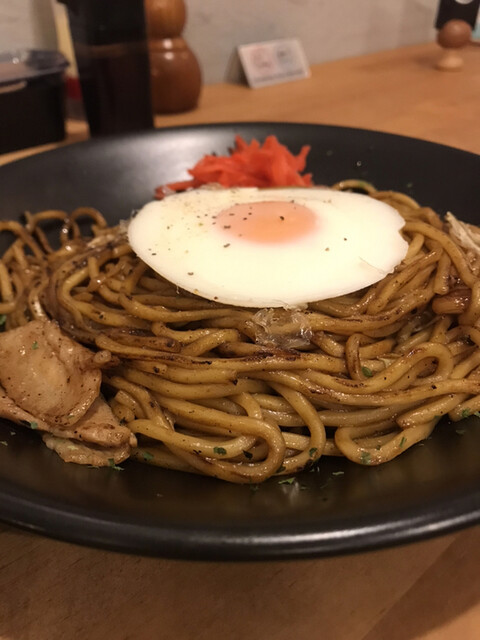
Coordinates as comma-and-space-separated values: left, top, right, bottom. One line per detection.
216, 200, 317, 244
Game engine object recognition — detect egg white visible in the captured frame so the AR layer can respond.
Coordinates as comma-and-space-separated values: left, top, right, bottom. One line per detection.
128, 187, 408, 308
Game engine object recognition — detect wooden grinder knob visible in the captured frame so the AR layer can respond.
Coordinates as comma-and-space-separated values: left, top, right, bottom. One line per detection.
145, 0, 202, 114
436, 19, 472, 71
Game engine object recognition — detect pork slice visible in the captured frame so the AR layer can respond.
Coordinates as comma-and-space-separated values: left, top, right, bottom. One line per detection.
42, 434, 131, 466
0, 385, 51, 431
48, 397, 137, 449
0, 384, 135, 466
0, 319, 136, 466
0, 319, 101, 427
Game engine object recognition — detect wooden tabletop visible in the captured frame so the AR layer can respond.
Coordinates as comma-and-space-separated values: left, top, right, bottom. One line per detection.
1, 42, 479, 640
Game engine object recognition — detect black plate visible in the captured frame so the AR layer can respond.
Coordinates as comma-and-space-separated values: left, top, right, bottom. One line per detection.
0, 122, 479, 561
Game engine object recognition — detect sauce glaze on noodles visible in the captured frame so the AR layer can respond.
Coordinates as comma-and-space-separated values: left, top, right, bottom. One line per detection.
1, 181, 480, 483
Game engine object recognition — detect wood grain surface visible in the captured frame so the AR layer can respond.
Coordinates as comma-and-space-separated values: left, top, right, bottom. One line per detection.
0, 42, 479, 640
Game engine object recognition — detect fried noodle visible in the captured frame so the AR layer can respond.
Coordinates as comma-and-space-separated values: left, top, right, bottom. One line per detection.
2, 183, 480, 483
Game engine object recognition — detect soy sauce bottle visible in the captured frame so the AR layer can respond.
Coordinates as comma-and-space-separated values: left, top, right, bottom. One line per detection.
60, 0, 153, 136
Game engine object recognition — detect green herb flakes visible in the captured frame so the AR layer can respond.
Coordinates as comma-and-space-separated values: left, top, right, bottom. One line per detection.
0, 315, 6, 327
332, 471, 344, 477
32, 341, 39, 350
213, 446, 227, 455
108, 458, 124, 471
461, 408, 471, 419
456, 428, 466, 436
142, 451, 154, 462
278, 477, 296, 485
309, 447, 318, 458
399, 436, 407, 449
360, 451, 371, 465
361, 366, 373, 378
29, 421, 38, 430
0, 441, 7, 447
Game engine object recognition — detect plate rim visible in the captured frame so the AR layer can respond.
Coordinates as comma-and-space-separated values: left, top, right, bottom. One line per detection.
2, 120, 479, 172
2, 480, 480, 560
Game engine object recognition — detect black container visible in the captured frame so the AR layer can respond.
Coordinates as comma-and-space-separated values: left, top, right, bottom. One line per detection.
0, 50, 68, 154
60, 0, 153, 136
435, 0, 480, 29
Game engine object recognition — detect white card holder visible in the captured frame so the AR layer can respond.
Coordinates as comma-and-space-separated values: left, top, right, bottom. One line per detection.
237, 38, 310, 89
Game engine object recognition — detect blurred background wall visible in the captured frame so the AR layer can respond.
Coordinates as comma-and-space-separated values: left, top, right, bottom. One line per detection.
0, 0, 437, 84
0, 0, 57, 52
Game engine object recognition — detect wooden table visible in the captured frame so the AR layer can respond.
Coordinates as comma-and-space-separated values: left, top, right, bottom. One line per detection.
1, 42, 479, 640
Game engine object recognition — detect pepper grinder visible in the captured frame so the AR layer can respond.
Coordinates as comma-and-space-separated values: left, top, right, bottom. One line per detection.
144, 0, 202, 114
436, 19, 472, 70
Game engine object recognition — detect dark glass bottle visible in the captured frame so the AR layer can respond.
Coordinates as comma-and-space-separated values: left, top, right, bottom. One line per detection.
60, 0, 154, 136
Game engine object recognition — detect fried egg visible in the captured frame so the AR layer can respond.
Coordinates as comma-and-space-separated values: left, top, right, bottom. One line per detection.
128, 187, 408, 307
